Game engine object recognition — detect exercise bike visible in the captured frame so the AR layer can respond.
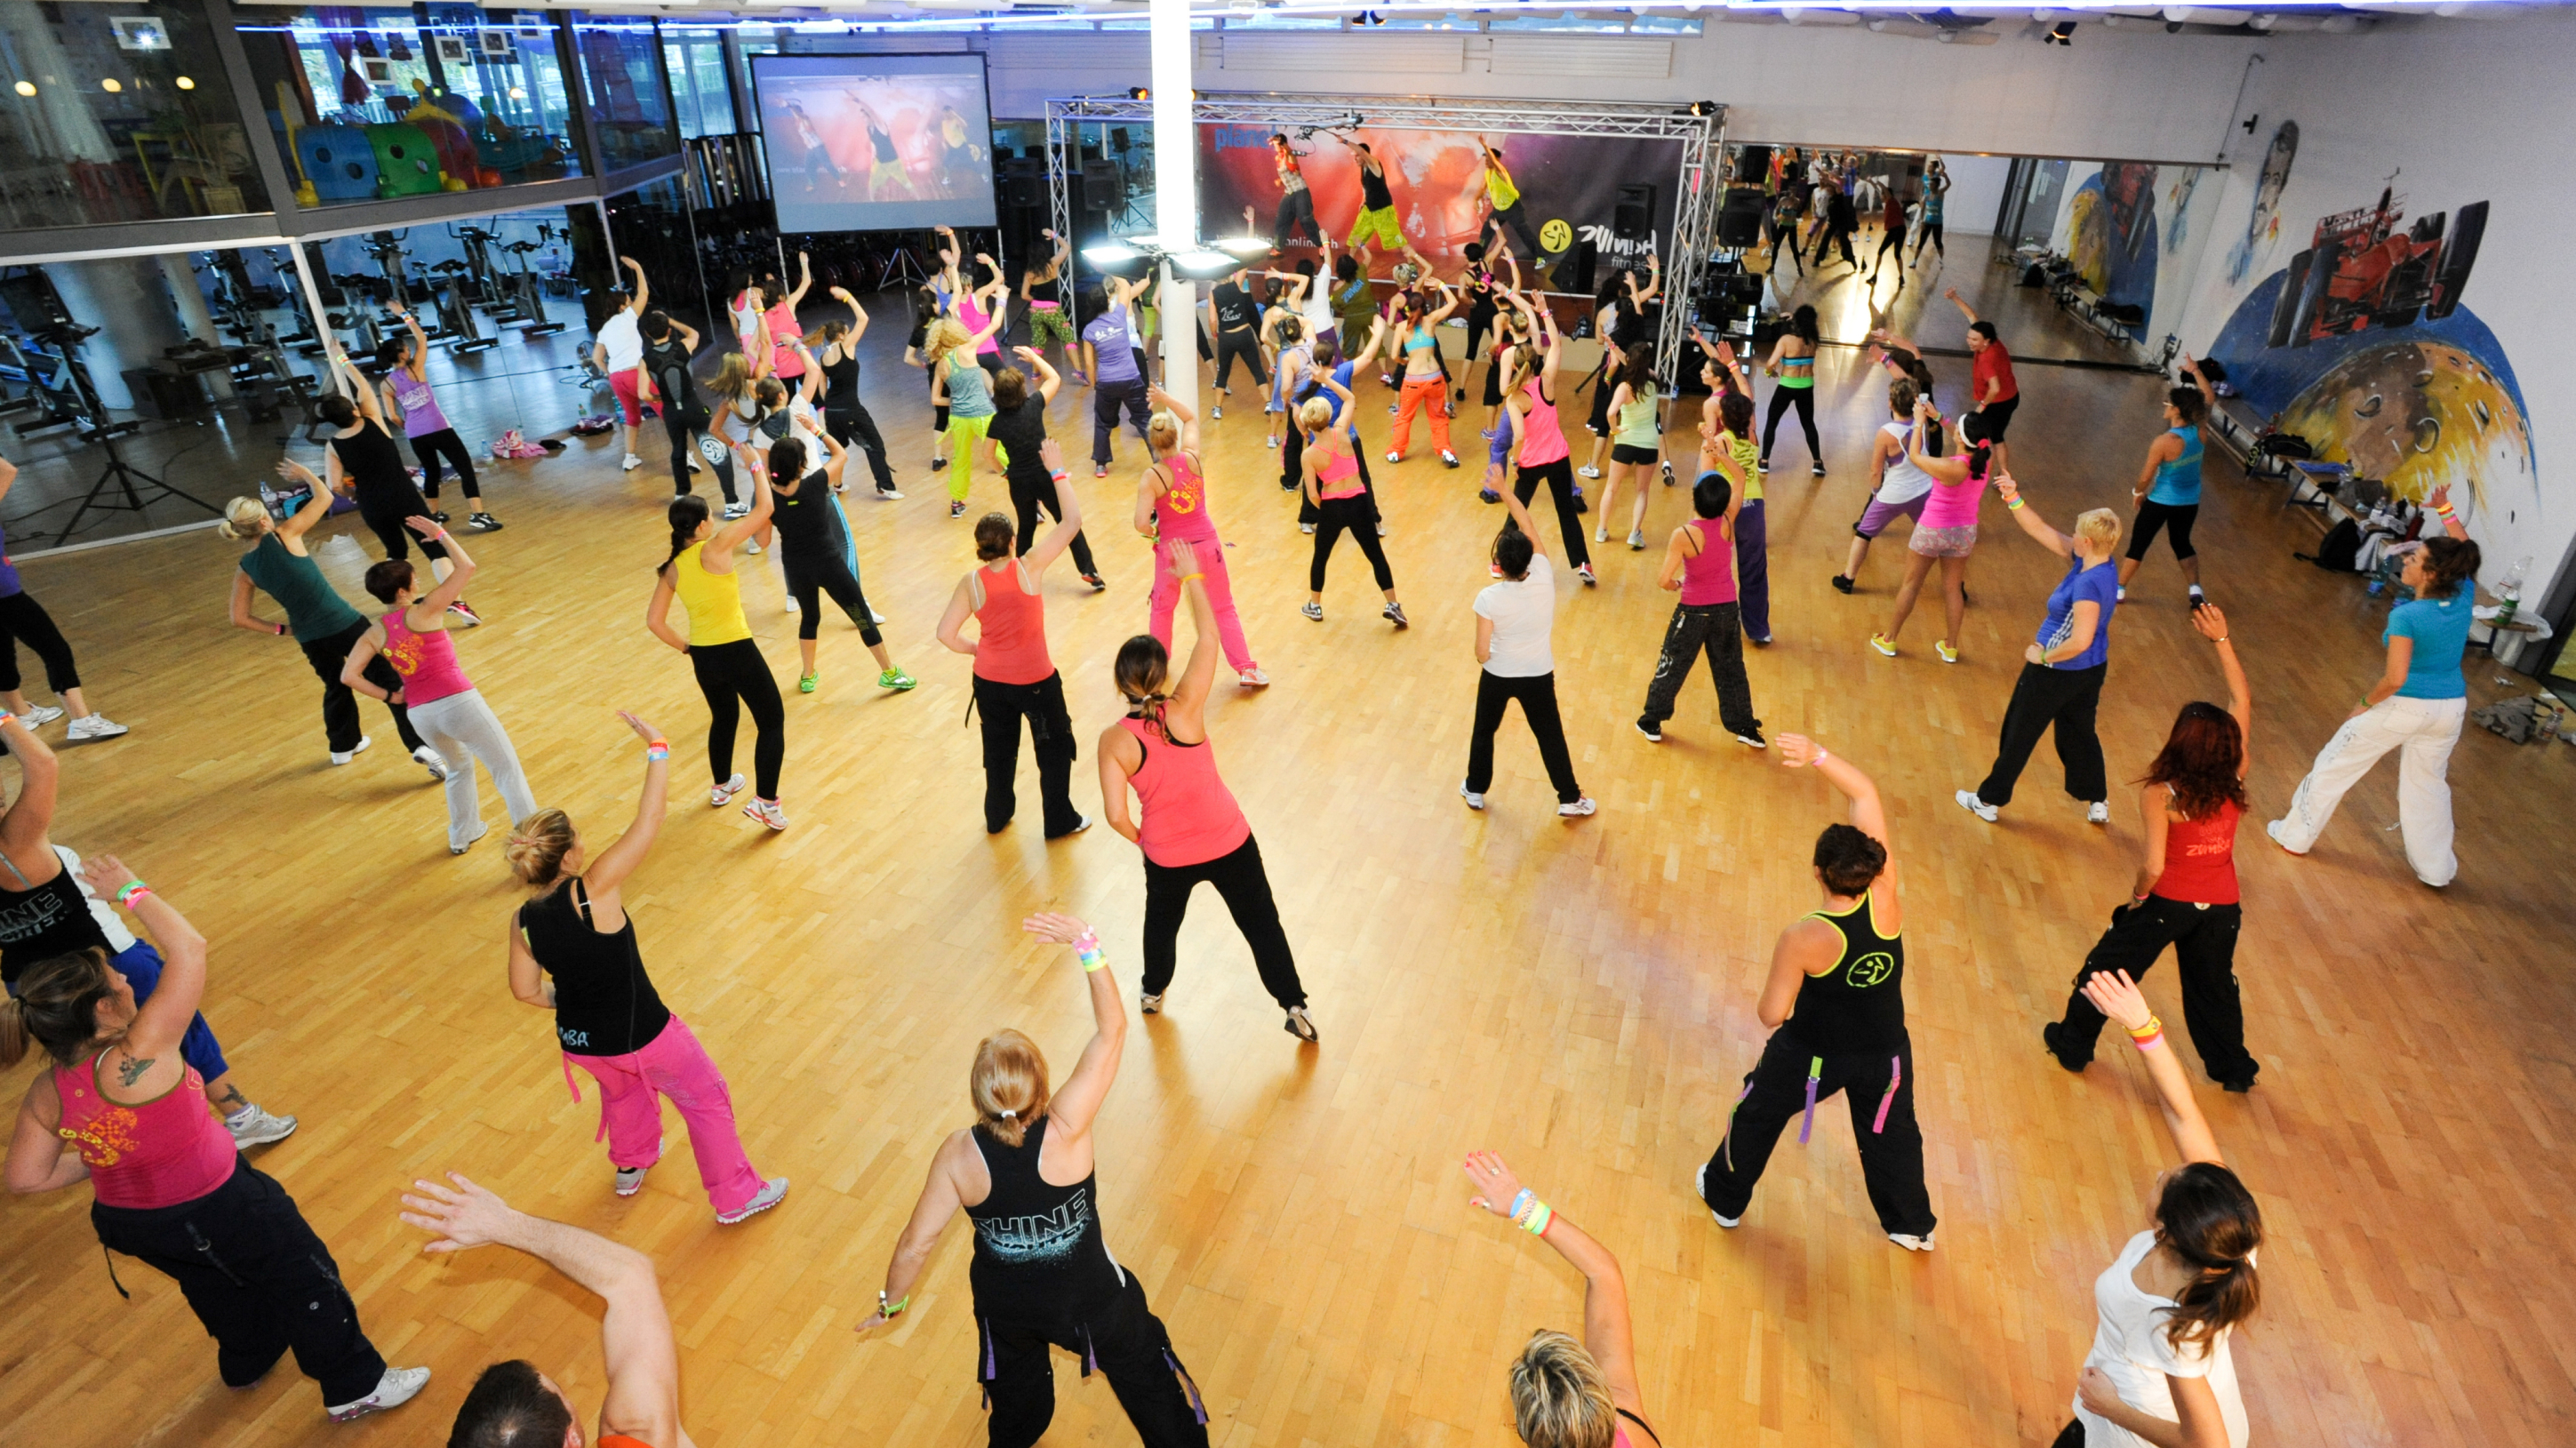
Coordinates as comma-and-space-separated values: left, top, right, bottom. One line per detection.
494, 227, 565, 338
422, 259, 499, 354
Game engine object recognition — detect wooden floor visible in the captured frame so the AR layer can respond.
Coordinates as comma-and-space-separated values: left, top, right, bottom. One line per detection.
4, 241, 2572, 1448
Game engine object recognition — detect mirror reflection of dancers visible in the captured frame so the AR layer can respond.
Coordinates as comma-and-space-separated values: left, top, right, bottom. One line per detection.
1103, 542, 1317, 1041
1020, 231, 1076, 372
646, 471, 788, 831
0, 716, 295, 1148
340, 523, 538, 856
1267, 133, 1319, 252
783, 100, 840, 192
296, 350, 481, 625
377, 307, 499, 532
1696, 736, 1937, 1252
935, 467, 1090, 839
1460, 1151, 1664, 1448
0, 458, 126, 741
847, 93, 915, 201
765, 435, 917, 696
1911, 158, 1949, 265
1138, 388, 1267, 688
222, 489, 444, 778
814, 285, 901, 500
1476, 136, 1548, 260
503, 712, 790, 1223
3, 854, 428, 1424
852, 911, 1213, 1448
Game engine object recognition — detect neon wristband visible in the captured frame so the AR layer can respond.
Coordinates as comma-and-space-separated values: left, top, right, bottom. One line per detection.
645, 747, 670, 764
2127, 1014, 2164, 1041
1079, 948, 1108, 972
1179, 572, 1204, 582
115, 881, 150, 907
0, 713, 15, 730
879, 1290, 908, 1317
2131, 1029, 2165, 1052
2005, 497, 2026, 510
1520, 1201, 1553, 1236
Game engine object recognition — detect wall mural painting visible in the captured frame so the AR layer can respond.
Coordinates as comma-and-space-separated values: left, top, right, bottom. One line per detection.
2068, 161, 2162, 323
2210, 179, 2530, 516
2225, 120, 2298, 287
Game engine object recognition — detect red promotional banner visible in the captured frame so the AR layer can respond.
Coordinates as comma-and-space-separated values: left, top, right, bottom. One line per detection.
1196, 123, 1681, 285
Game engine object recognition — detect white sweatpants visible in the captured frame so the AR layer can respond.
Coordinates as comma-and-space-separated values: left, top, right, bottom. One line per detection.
406, 687, 537, 851
2270, 695, 2463, 886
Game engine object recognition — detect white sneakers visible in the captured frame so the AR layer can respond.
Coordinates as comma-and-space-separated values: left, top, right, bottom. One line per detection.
224, 1104, 299, 1148
614, 1164, 649, 1197
412, 745, 450, 781
710, 772, 748, 808
716, 1176, 789, 1223
1284, 1005, 1319, 1042
1955, 789, 1999, 823
19, 704, 63, 727
329, 736, 372, 766
450, 820, 490, 857
1888, 1232, 1936, 1252
1237, 668, 1270, 688
1460, 781, 1486, 811
620, 453, 644, 471
1557, 797, 1599, 818
743, 797, 789, 831
326, 1365, 432, 1423
2086, 801, 2110, 825
1698, 1161, 1740, 1228
67, 714, 127, 742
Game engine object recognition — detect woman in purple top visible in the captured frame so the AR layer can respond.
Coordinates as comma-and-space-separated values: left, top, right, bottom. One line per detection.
1956, 475, 2124, 826
0, 456, 126, 742
378, 308, 500, 533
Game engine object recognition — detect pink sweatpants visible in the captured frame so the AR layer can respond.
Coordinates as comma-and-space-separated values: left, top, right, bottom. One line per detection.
563, 1015, 764, 1215
1149, 534, 1258, 674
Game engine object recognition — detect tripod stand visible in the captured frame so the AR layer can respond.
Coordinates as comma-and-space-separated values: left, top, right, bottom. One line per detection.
36, 326, 221, 547
878, 239, 932, 292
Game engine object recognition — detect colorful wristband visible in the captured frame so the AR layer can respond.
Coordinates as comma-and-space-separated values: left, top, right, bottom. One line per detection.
1179, 572, 1204, 583
2127, 1014, 2164, 1040
0, 712, 16, 730
2005, 497, 2026, 510
2434, 503, 2456, 518
1079, 948, 1108, 973
645, 747, 670, 764
879, 1290, 908, 1317
115, 881, 150, 907
276, 622, 288, 636
2131, 1028, 2165, 1052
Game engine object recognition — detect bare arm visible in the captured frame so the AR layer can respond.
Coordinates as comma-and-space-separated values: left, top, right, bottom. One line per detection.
1990, 474, 2073, 558
1162, 540, 1221, 716
340, 624, 396, 698
410, 519, 476, 611
2192, 605, 2250, 766
1775, 734, 1899, 931
276, 475, 332, 540
1497, 480, 1546, 561
620, 254, 648, 315
1656, 525, 1693, 591
400, 1175, 683, 1448
582, 713, 671, 896
507, 921, 553, 1009
84, 854, 205, 1062
6, 1077, 87, 1195
1148, 383, 1199, 453
2080, 972, 2224, 1166
229, 572, 284, 635
1019, 913, 1124, 1140
645, 575, 689, 656
1020, 346, 1062, 404
935, 573, 980, 658
1460, 1154, 1646, 1421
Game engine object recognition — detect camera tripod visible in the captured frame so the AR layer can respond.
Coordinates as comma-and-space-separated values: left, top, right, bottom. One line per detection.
36, 325, 220, 547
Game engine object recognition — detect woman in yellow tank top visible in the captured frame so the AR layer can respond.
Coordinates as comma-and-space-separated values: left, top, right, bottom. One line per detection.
647, 468, 791, 829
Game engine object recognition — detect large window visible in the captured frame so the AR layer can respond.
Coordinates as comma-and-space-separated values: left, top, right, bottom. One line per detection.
663, 28, 732, 140
0, 0, 269, 228
572, 13, 676, 172
239, 4, 581, 208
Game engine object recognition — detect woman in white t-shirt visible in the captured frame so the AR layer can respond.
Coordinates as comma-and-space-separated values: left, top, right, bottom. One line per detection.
1462, 485, 1595, 819
2057, 968, 2261, 1448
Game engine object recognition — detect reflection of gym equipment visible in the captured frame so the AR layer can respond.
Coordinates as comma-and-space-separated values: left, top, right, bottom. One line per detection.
318, 269, 388, 361
424, 260, 497, 353
22, 319, 223, 546
362, 230, 422, 321
193, 252, 319, 428
494, 226, 565, 337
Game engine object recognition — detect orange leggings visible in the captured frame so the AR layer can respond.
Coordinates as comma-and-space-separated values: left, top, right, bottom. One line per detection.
1391, 374, 1452, 458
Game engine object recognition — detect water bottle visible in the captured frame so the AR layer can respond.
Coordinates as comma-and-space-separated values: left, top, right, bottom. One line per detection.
2495, 555, 2531, 627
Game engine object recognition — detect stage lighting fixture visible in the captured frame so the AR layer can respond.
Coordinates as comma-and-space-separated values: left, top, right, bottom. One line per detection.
1686, 100, 1716, 116
2046, 19, 2076, 44
1172, 249, 1245, 279
1126, 85, 1148, 100
1213, 236, 1273, 259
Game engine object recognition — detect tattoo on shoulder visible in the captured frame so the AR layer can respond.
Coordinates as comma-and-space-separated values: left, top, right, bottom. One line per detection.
116, 1055, 156, 1087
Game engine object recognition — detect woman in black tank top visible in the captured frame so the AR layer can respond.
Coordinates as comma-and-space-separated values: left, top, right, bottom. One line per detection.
1462, 1149, 1665, 1448
1697, 736, 1938, 1249
811, 286, 901, 497
503, 714, 786, 1224
857, 912, 1211, 1448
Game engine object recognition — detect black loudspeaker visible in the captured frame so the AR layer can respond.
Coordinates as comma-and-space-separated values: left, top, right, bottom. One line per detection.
1002, 159, 1044, 210
1110, 126, 1131, 151
1716, 188, 1766, 248
1081, 158, 1124, 214
1734, 145, 1772, 182
1614, 183, 1656, 242
1552, 240, 1596, 297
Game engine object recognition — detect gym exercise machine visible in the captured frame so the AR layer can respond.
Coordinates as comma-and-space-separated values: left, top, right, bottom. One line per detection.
493, 223, 565, 337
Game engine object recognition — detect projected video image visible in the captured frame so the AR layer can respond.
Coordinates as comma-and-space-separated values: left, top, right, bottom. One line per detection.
754, 54, 996, 233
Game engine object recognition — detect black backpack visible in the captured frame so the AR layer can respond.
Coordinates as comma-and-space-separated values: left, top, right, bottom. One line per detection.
2298, 517, 2363, 572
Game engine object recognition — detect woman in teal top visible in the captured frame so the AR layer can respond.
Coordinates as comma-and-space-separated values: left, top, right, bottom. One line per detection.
2121, 356, 2214, 604
221, 490, 444, 778
1760, 305, 1822, 477
927, 311, 1005, 516
1592, 343, 1668, 553
2268, 487, 2479, 888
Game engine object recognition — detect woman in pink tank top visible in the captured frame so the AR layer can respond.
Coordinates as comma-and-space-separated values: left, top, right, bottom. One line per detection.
766, 250, 812, 379
1461, 1150, 1664, 1448
938, 468, 1092, 838
339, 522, 537, 856
1, 855, 427, 1422
1637, 470, 1763, 746
1299, 395, 1408, 625
1873, 396, 1990, 663
1099, 540, 1314, 1041
1133, 386, 1266, 686
1500, 292, 1596, 583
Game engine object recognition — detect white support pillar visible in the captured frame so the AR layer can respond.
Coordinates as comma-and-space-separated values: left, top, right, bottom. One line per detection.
1150, 0, 1196, 410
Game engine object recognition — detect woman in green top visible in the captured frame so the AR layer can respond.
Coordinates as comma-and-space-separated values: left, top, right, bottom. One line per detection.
927, 312, 1006, 516
1760, 304, 1824, 477
1330, 253, 1377, 356
221, 489, 446, 778
1590, 344, 1668, 553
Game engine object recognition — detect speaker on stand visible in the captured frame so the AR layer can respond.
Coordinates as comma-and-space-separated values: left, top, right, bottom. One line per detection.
1716, 188, 1767, 249
1614, 183, 1656, 243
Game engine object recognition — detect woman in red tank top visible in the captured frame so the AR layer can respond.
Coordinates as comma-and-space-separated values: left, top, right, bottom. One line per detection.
2044, 606, 2260, 1092
1135, 387, 1266, 687
1, 855, 427, 1423
938, 466, 1093, 839
1098, 540, 1316, 1042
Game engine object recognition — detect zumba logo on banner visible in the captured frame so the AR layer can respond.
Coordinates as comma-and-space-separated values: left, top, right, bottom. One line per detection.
1197, 124, 1681, 279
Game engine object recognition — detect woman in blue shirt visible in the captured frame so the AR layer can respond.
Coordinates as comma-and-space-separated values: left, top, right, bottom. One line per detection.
1956, 476, 2124, 825
2268, 487, 2479, 887
2119, 356, 2214, 606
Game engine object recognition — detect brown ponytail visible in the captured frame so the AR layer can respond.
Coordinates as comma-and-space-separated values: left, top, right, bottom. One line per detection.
2154, 1162, 2263, 1352
2421, 536, 2482, 596
1114, 633, 1173, 740
660, 496, 710, 577
0, 949, 118, 1068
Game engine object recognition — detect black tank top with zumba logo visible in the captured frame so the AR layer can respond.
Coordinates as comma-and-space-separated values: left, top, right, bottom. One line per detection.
518, 878, 671, 1057
1785, 890, 1907, 1052
820, 349, 861, 412
0, 846, 112, 986
965, 1116, 1124, 1319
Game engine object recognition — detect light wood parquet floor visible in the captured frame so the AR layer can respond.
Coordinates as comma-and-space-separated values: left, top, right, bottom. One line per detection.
3, 243, 2572, 1448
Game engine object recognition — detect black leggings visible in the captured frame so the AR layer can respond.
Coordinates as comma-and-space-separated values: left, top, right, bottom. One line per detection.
1479, 200, 1545, 260
0, 590, 78, 695
1272, 188, 1319, 250
1761, 387, 1820, 464
666, 405, 739, 505
1309, 495, 1393, 592
1768, 219, 1804, 275
1812, 222, 1857, 268
689, 637, 784, 799
1873, 224, 1908, 268
1912, 221, 1945, 259
91, 1159, 388, 1407
1512, 457, 1591, 571
302, 614, 425, 755
1466, 668, 1581, 804
1212, 328, 1267, 391
972, 670, 1082, 837
824, 403, 899, 492
2127, 500, 2199, 562
979, 1272, 1211, 1448
1287, 428, 1380, 524
782, 554, 879, 645
1011, 470, 1097, 577
409, 428, 480, 502
356, 489, 451, 564
1141, 834, 1305, 1009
